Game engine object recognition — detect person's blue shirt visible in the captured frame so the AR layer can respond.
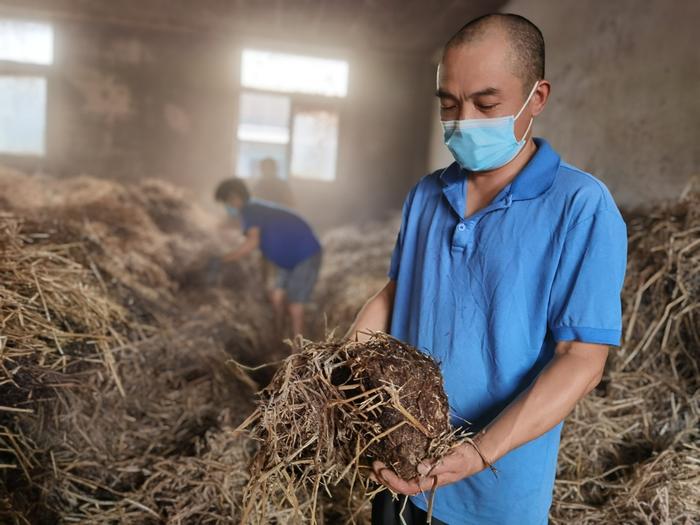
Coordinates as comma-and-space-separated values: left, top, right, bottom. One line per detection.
387, 138, 627, 525
240, 198, 321, 269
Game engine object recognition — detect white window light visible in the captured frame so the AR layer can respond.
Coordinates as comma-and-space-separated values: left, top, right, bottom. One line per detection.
0, 19, 54, 65
291, 110, 339, 181
237, 91, 291, 144
0, 76, 47, 155
241, 49, 348, 98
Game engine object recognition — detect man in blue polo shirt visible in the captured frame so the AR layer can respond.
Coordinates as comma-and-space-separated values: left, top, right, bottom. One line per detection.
215, 178, 322, 338
348, 13, 627, 525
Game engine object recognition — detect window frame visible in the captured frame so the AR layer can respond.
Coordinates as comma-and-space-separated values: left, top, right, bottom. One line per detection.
0, 18, 54, 160
234, 48, 348, 183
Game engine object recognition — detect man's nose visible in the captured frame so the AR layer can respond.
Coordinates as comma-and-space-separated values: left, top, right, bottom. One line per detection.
458, 104, 480, 121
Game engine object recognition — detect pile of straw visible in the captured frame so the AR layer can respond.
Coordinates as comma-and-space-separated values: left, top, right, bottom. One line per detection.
315, 215, 400, 336
239, 333, 471, 524
0, 168, 277, 523
551, 189, 700, 524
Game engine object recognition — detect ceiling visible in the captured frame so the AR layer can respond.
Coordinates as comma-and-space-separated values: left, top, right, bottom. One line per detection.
0, 0, 507, 55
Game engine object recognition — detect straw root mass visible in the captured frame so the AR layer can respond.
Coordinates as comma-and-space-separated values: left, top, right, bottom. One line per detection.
240, 333, 467, 523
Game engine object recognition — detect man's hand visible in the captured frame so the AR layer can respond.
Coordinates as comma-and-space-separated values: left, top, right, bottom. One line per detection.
415, 442, 488, 487
370, 461, 425, 495
369, 443, 487, 495
221, 227, 260, 263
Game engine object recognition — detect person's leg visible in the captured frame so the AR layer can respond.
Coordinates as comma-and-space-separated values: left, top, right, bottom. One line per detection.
287, 302, 304, 338
269, 287, 287, 335
270, 287, 286, 317
284, 251, 321, 338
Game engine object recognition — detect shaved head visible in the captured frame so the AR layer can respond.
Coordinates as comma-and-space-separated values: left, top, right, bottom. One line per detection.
443, 13, 545, 94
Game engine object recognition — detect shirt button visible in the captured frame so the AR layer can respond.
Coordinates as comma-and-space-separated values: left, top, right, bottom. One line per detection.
457, 223, 466, 231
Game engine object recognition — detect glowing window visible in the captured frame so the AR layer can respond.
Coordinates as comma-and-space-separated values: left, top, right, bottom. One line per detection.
237, 92, 290, 145
0, 19, 54, 65
290, 110, 339, 181
0, 76, 47, 155
241, 49, 348, 98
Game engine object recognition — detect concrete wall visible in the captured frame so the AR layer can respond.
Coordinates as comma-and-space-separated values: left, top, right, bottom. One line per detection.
2, 20, 239, 198
0, 14, 436, 231
428, 0, 700, 208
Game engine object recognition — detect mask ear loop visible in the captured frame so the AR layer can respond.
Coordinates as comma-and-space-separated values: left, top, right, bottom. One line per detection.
515, 81, 540, 120
514, 81, 540, 141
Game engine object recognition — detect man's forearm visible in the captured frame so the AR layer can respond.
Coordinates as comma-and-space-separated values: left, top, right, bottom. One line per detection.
390, 342, 610, 494
476, 341, 608, 465
345, 280, 396, 341
223, 239, 256, 262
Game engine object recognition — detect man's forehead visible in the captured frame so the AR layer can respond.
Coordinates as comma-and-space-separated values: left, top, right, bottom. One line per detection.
441, 37, 510, 70
437, 40, 520, 94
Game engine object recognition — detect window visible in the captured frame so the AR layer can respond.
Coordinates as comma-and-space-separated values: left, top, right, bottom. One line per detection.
0, 77, 47, 155
241, 49, 348, 98
0, 19, 53, 156
290, 109, 339, 182
0, 19, 53, 65
235, 92, 290, 179
235, 49, 348, 181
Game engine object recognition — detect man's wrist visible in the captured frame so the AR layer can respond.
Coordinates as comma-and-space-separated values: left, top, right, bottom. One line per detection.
470, 428, 497, 472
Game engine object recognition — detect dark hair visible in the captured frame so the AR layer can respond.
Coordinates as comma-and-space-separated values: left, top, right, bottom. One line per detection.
214, 178, 250, 203
444, 13, 545, 94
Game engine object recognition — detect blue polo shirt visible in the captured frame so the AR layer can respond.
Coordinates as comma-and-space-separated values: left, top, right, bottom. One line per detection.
240, 199, 321, 269
388, 138, 627, 524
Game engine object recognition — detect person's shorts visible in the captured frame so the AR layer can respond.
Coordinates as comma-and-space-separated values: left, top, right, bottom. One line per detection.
274, 250, 322, 303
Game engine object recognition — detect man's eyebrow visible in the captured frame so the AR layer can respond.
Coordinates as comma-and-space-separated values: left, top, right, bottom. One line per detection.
435, 87, 502, 99
435, 88, 457, 99
470, 87, 501, 97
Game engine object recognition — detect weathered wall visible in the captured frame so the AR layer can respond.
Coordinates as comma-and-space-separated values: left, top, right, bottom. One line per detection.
0, 11, 436, 231
2, 20, 239, 199
428, 0, 700, 208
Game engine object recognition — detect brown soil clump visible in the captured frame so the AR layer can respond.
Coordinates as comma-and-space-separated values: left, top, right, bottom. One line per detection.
240, 333, 468, 524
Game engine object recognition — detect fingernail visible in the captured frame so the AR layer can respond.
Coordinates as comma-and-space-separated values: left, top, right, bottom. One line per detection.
417, 463, 429, 476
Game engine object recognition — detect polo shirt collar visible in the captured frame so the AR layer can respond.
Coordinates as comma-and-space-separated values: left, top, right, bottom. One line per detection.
438, 137, 560, 202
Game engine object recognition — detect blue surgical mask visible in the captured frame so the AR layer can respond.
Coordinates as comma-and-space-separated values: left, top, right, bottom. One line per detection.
441, 82, 539, 172
225, 204, 239, 218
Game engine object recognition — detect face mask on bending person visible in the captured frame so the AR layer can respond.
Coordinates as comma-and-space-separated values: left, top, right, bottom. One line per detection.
441, 81, 539, 172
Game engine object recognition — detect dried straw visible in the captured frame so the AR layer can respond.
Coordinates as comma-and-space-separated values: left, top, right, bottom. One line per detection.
239, 332, 476, 525
0, 170, 276, 523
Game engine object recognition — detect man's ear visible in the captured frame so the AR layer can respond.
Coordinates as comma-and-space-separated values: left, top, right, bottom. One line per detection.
531, 80, 551, 117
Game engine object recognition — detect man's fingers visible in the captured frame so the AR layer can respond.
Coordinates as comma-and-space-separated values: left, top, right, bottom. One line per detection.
372, 461, 388, 483
416, 473, 460, 492
370, 462, 424, 496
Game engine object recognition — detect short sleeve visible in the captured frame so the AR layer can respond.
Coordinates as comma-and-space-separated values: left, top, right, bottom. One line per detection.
547, 210, 628, 346
240, 207, 258, 234
387, 186, 417, 280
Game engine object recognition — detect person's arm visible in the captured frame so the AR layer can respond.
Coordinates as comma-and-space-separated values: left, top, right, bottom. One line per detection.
222, 227, 260, 262
344, 279, 396, 342
372, 339, 608, 494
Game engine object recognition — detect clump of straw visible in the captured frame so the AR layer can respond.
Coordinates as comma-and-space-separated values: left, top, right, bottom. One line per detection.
239, 332, 475, 524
